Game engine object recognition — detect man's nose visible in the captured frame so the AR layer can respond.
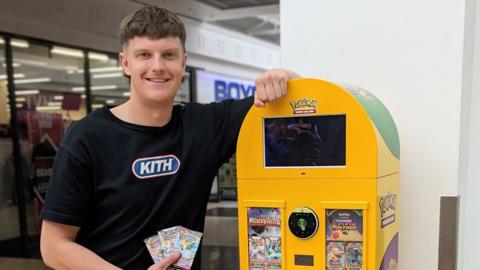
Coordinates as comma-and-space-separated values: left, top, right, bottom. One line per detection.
152, 55, 166, 71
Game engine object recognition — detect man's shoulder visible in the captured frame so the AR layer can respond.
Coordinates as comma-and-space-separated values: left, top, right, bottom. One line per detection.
61, 107, 110, 147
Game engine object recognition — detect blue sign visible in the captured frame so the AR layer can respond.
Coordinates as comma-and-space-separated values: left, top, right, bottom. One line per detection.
214, 80, 256, 101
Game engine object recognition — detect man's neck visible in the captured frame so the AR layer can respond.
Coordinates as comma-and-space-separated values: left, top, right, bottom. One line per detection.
110, 99, 174, 127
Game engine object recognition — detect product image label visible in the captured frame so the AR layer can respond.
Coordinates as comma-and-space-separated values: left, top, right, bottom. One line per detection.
325, 209, 364, 270
247, 207, 281, 270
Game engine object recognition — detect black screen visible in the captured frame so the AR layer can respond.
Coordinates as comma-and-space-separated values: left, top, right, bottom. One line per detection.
264, 115, 346, 167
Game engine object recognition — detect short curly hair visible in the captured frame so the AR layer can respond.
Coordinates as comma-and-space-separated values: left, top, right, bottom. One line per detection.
120, 6, 186, 51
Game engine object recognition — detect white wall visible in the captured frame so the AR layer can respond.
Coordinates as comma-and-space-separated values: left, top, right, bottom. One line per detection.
0, 0, 277, 80
281, 1, 465, 269
458, 0, 480, 268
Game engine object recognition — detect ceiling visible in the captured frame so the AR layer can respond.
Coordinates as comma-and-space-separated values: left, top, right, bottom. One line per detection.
132, 0, 280, 44
194, 0, 280, 44
195, 0, 278, 10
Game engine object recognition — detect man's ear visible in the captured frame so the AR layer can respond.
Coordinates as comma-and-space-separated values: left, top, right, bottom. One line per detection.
182, 53, 187, 71
119, 52, 130, 76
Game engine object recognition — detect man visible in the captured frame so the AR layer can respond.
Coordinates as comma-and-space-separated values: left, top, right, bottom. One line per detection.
40, 6, 299, 270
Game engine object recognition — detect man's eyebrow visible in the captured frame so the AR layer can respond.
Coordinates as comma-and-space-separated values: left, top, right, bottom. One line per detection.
132, 48, 149, 53
162, 47, 181, 52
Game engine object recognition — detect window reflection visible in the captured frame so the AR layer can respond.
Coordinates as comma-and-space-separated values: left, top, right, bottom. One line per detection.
9, 41, 88, 236
89, 52, 129, 110
0, 36, 22, 241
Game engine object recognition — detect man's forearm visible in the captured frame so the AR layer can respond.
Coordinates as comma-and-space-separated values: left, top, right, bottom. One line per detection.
43, 240, 120, 270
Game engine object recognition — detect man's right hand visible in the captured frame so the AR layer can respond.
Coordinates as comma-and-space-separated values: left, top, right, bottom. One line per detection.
147, 252, 181, 270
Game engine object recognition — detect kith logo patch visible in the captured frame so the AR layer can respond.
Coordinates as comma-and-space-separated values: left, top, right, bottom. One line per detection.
132, 155, 180, 179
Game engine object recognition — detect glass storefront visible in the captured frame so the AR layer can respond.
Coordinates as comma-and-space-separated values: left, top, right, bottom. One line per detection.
0, 33, 199, 258
0, 36, 22, 244
89, 52, 129, 110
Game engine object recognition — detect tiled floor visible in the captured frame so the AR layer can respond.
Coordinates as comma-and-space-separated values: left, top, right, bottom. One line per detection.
203, 201, 240, 269
0, 257, 50, 270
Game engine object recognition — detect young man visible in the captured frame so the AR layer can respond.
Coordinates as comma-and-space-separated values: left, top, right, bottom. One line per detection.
40, 6, 299, 270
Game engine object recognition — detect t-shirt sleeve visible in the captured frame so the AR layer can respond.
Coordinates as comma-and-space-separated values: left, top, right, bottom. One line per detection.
40, 146, 94, 227
205, 96, 254, 164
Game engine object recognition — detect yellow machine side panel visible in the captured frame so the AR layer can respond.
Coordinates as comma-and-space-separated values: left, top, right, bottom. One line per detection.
237, 178, 377, 270
376, 173, 399, 270
376, 127, 400, 177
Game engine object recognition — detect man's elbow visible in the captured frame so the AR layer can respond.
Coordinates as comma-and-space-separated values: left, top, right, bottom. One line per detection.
40, 235, 56, 268
40, 220, 80, 269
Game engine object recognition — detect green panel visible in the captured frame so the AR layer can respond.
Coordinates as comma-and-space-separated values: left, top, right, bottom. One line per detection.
341, 84, 400, 159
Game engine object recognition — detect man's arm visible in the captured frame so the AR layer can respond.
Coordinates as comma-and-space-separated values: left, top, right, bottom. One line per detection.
41, 220, 181, 270
254, 69, 301, 107
41, 220, 120, 270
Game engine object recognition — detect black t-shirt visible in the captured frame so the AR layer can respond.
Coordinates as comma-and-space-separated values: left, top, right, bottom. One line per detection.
40, 97, 253, 269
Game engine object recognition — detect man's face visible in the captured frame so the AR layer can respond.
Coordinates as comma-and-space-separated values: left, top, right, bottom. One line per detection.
119, 36, 186, 105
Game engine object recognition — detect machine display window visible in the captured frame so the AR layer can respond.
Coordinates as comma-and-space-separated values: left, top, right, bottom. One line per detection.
263, 115, 346, 167
247, 207, 282, 269
325, 209, 363, 270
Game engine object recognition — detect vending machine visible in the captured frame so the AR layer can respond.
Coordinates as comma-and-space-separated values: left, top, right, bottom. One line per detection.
236, 78, 399, 270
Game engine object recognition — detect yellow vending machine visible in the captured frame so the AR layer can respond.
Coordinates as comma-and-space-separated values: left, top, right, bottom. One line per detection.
236, 79, 399, 270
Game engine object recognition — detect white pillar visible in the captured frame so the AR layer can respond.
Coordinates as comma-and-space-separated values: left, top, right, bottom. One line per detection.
458, 0, 480, 268
280, 1, 465, 269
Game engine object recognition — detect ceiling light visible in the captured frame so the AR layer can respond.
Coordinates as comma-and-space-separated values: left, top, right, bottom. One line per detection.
11, 39, 29, 48
89, 52, 109, 61
51, 46, 83, 58
53, 95, 64, 100
106, 99, 115, 104
92, 104, 104, 109
0, 39, 28, 48
89, 66, 123, 73
0, 73, 25, 80
15, 77, 51, 84
15, 58, 47, 67
48, 102, 62, 106
65, 66, 82, 74
81, 94, 86, 99
92, 72, 123, 79
37, 105, 61, 111
15, 89, 39, 95
15, 97, 26, 102
2, 63, 20, 68
16, 103, 23, 108
72, 85, 117, 92
122, 92, 131, 97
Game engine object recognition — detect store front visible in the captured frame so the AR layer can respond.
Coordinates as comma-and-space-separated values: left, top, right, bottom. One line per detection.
0, 33, 196, 257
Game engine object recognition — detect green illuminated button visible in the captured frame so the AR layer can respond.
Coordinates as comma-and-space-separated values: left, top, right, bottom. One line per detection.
298, 218, 307, 231
289, 207, 318, 239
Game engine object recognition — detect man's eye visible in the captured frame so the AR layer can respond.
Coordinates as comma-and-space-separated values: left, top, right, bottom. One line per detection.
163, 52, 175, 58
138, 52, 150, 58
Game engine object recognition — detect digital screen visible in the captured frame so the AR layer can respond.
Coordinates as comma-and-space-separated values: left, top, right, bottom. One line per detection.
264, 115, 346, 167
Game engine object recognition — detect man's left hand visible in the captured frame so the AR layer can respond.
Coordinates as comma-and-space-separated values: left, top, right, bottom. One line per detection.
254, 69, 300, 107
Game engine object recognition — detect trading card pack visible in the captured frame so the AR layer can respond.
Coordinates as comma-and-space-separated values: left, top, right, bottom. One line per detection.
249, 236, 266, 269
176, 226, 203, 270
326, 242, 346, 270
144, 226, 203, 270
158, 227, 181, 258
265, 237, 281, 269
346, 242, 363, 270
144, 234, 163, 264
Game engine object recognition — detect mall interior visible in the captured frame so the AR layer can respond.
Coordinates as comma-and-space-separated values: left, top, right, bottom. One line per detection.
0, 0, 479, 269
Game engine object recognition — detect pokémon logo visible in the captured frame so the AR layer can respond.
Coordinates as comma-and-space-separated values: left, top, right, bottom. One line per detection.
289, 98, 318, 114
132, 155, 180, 179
